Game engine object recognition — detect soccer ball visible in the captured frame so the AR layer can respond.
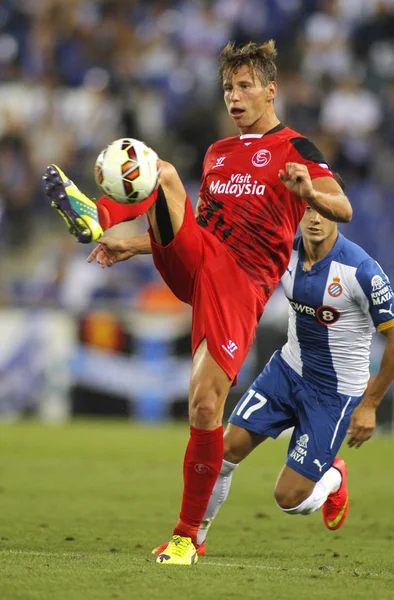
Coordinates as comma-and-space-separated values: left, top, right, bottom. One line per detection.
94, 138, 159, 204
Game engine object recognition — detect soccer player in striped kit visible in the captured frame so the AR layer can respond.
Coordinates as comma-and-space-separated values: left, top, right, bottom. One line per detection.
153, 174, 394, 556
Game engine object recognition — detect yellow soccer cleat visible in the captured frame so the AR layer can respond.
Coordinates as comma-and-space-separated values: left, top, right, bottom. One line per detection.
156, 535, 198, 565
43, 164, 103, 243
152, 540, 206, 556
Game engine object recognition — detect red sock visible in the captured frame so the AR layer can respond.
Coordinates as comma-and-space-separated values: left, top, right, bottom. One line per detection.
173, 425, 224, 544
96, 195, 140, 230
96, 198, 112, 230
96, 190, 158, 230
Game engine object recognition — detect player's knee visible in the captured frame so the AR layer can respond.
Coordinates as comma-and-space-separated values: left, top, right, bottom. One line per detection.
189, 399, 219, 428
274, 485, 310, 510
189, 387, 222, 428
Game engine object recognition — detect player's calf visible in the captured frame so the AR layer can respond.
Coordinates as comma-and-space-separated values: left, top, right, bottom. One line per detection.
274, 487, 314, 511
274, 462, 345, 522
274, 465, 316, 512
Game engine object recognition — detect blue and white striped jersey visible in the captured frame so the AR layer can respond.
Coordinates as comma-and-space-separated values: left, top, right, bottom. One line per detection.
280, 233, 394, 396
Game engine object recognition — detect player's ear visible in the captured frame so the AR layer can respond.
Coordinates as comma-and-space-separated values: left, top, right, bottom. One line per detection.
266, 80, 277, 101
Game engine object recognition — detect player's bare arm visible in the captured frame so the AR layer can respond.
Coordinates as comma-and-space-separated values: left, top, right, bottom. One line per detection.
279, 162, 352, 223
347, 326, 394, 448
89, 193, 203, 268
87, 233, 152, 268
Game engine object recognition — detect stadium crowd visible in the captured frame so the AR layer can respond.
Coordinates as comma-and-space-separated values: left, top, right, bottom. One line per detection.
0, 0, 394, 310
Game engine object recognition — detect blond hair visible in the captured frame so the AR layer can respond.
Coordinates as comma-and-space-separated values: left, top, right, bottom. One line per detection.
218, 40, 278, 86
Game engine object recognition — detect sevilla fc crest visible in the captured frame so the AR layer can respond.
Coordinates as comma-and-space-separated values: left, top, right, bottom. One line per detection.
252, 149, 271, 167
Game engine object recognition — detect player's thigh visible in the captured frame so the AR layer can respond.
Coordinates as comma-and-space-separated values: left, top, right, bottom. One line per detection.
191, 252, 265, 384
147, 161, 187, 242
223, 422, 268, 464
229, 352, 295, 437
274, 464, 316, 504
286, 390, 360, 482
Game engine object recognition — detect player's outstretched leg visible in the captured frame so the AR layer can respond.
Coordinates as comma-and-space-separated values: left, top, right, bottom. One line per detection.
155, 535, 198, 565
43, 165, 103, 243
322, 458, 348, 530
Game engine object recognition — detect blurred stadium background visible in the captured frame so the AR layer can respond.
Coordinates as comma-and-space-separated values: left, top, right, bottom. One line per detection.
0, 0, 394, 426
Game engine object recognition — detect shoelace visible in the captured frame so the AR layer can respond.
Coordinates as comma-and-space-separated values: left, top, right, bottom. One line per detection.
169, 535, 192, 556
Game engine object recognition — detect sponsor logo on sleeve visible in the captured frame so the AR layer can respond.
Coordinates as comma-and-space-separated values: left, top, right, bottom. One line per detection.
370, 281, 394, 306
379, 303, 394, 318
371, 275, 385, 291
212, 156, 226, 169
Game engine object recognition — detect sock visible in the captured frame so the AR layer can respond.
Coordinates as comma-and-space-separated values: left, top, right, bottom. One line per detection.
324, 465, 342, 494
96, 200, 111, 230
173, 425, 224, 544
96, 189, 158, 230
276, 467, 342, 516
196, 459, 238, 545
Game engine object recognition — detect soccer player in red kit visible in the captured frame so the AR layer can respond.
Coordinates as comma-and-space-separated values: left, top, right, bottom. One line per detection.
44, 41, 352, 565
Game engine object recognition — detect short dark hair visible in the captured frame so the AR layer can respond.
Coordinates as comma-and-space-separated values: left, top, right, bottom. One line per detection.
218, 40, 278, 86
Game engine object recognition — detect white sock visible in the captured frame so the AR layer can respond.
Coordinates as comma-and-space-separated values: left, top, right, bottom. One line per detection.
196, 459, 238, 545
323, 465, 342, 494
276, 467, 342, 516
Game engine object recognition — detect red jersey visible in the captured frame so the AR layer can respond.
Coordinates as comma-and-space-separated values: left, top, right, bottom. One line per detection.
197, 123, 334, 297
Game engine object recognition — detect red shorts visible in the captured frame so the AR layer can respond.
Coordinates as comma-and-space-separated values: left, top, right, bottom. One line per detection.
149, 197, 267, 381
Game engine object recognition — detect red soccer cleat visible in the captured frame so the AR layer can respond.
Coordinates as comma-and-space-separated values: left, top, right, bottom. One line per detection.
152, 540, 206, 556
322, 457, 349, 530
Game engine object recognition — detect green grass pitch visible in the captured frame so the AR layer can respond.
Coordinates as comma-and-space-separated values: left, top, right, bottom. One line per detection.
1, 420, 394, 599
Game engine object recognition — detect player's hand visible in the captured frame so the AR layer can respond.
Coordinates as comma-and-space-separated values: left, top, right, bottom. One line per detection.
87, 237, 137, 268
279, 163, 315, 200
347, 403, 376, 448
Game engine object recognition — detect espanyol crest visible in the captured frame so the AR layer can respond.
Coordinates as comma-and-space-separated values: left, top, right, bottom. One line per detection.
328, 277, 342, 297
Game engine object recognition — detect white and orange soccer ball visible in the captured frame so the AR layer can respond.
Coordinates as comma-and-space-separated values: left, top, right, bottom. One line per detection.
94, 138, 159, 204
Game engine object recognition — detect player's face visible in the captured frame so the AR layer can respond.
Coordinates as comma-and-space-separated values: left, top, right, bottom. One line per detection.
300, 206, 337, 244
223, 65, 276, 133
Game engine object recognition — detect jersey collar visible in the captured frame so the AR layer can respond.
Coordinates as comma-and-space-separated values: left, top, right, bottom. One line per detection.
239, 122, 285, 140
299, 232, 345, 272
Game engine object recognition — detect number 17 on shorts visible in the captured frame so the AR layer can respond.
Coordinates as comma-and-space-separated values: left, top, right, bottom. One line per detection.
236, 389, 267, 420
